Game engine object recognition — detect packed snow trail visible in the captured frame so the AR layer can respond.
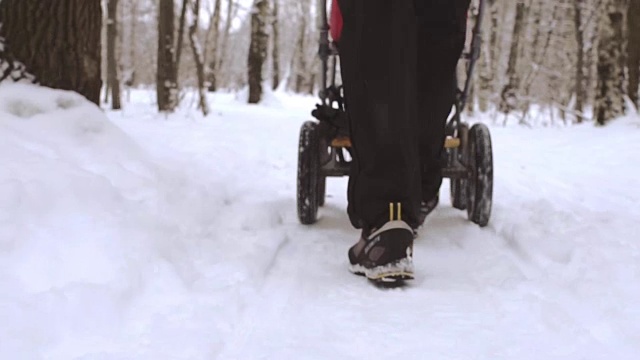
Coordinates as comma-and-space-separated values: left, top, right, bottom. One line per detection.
1, 84, 638, 359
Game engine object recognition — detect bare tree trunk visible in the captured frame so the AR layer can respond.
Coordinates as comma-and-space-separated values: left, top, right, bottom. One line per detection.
573, 0, 586, 122
628, 0, 640, 109
271, 0, 281, 90
0, 0, 102, 104
189, 0, 210, 116
293, 1, 308, 93
107, 0, 122, 110
129, 0, 138, 87
247, 0, 270, 104
206, 0, 222, 91
519, 0, 543, 114
175, 0, 189, 87
586, 2, 601, 107
217, 0, 235, 88
477, 0, 498, 112
499, 0, 526, 115
488, 0, 501, 98
595, 0, 628, 125
157, 0, 177, 111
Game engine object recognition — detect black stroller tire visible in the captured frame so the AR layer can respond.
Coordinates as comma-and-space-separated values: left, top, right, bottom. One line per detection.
450, 123, 469, 210
318, 176, 326, 207
466, 123, 493, 227
297, 121, 321, 224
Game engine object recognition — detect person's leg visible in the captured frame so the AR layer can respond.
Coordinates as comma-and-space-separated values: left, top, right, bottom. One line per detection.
339, 0, 421, 231
339, 0, 419, 281
416, 0, 470, 204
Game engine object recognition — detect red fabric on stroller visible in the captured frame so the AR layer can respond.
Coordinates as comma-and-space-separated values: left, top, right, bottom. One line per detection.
330, 0, 343, 42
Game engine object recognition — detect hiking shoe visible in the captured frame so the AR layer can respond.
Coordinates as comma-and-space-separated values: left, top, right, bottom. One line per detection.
348, 220, 415, 282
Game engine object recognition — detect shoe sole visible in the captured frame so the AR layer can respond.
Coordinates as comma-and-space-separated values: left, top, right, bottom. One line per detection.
349, 257, 415, 282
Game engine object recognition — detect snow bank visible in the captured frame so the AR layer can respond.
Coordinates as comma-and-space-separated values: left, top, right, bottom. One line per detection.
2, 84, 639, 359
0, 84, 231, 358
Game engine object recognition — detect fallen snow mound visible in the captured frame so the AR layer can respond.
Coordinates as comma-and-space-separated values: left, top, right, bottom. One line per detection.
0, 84, 224, 358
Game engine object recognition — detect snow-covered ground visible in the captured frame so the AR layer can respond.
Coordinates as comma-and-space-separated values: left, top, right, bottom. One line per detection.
1, 83, 639, 359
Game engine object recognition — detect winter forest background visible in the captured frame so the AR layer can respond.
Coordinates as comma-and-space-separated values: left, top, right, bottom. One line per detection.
1, 1, 640, 358
0, 0, 638, 125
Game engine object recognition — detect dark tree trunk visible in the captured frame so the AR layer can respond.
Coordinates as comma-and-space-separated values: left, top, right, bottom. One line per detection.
595, 0, 628, 125
247, 0, 269, 104
107, 0, 122, 110
157, 0, 177, 112
499, 0, 526, 115
271, 0, 281, 91
189, 0, 210, 116
206, 0, 222, 91
628, 0, 640, 108
0, 0, 102, 104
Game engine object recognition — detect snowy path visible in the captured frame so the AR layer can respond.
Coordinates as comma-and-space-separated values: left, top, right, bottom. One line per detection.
1, 86, 639, 359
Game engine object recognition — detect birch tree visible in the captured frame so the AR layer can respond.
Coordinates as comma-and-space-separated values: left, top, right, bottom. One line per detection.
247, 0, 270, 103
189, 0, 210, 115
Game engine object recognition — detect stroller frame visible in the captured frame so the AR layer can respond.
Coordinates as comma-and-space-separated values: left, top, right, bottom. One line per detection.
297, 0, 493, 227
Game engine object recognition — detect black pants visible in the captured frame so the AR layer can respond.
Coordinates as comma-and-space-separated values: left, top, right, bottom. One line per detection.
338, 0, 469, 230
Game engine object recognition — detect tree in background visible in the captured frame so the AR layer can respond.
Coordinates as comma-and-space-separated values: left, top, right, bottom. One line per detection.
271, 0, 281, 90
499, 0, 525, 116
0, 0, 102, 104
107, 0, 122, 110
189, 0, 210, 115
157, 0, 178, 111
595, 0, 628, 125
573, 0, 586, 122
627, 0, 640, 109
206, 0, 222, 92
247, 0, 270, 104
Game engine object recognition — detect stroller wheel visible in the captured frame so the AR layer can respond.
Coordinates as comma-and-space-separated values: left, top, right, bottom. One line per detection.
318, 175, 326, 207
450, 123, 469, 210
466, 123, 493, 227
297, 121, 321, 224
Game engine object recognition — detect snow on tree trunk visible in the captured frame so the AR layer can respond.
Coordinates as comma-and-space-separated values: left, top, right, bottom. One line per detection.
247, 0, 270, 104
595, 0, 628, 125
0, 31, 34, 83
627, 0, 640, 109
107, 0, 122, 110
271, 0, 281, 91
0, 0, 102, 104
157, 0, 177, 112
189, 0, 210, 116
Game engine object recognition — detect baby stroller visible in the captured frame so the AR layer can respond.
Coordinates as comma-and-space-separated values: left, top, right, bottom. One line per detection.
297, 0, 493, 227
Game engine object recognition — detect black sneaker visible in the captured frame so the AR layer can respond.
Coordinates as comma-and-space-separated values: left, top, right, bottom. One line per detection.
348, 220, 415, 282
